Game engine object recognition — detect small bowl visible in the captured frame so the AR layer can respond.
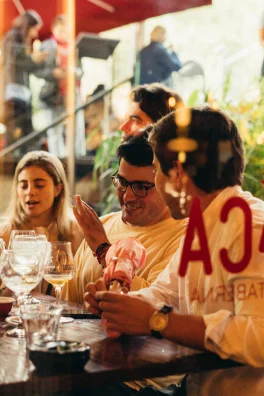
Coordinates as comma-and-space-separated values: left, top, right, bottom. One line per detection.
29, 340, 90, 375
0, 297, 15, 316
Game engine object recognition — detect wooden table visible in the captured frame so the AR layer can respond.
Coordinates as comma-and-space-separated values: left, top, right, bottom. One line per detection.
0, 295, 259, 396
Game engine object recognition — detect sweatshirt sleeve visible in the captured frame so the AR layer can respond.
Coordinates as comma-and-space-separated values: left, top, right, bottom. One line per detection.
203, 225, 264, 367
132, 248, 181, 308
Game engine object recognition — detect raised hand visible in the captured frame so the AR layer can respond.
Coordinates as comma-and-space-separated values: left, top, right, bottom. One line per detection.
73, 195, 110, 253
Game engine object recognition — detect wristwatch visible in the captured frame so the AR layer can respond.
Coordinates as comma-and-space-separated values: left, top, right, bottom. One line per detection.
149, 305, 173, 339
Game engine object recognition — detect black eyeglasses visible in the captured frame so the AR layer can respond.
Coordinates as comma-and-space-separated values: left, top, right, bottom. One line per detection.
111, 172, 155, 198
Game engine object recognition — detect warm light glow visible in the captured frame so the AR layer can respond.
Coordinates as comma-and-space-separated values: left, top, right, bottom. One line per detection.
178, 151, 186, 163
211, 100, 219, 110
168, 137, 198, 152
257, 131, 264, 145
168, 97, 176, 107
175, 105, 191, 128
0, 123, 6, 134
207, 91, 214, 103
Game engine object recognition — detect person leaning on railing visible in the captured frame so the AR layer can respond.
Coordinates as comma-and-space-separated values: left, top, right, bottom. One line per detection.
0, 10, 48, 150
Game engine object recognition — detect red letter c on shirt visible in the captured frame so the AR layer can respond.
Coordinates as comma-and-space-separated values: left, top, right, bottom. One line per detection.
220, 197, 252, 274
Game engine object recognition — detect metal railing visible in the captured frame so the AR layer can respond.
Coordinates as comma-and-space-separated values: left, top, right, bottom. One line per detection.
0, 76, 133, 159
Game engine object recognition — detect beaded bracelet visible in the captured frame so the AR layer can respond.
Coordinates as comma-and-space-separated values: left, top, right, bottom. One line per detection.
94, 242, 111, 266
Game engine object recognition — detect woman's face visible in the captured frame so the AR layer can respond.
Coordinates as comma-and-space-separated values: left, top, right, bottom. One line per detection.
28, 24, 41, 40
17, 166, 62, 222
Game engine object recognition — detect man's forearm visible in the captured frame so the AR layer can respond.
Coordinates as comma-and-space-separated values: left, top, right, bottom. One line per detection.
162, 312, 206, 351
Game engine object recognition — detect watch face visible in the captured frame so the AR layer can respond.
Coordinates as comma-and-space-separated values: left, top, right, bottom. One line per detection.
149, 313, 168, 332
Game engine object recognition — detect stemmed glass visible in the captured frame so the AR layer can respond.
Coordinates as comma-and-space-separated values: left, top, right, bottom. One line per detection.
7, 231, 36, 311
0, 238, 5, 257
11, 235, 42, 305
8, 230, 36, 249
43, 241, 75, 306
0, 249, 43, 337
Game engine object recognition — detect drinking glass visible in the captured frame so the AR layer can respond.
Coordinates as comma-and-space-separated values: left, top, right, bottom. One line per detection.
0, 249, 43, 337
8, 230, 36, 249
43, 241, 75, 306
21, 303, 63, 347
12, 235, 41, 305
35, 234, 48, 242
0, 238, 5, 258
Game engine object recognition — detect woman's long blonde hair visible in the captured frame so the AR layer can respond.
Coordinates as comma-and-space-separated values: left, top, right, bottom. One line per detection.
3, 151, 73, 240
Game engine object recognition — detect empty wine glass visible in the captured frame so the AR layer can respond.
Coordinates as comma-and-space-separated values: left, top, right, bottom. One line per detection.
43, 242, 75, 306
35, 234, 48, 242
7, 231, 36, 311
8, 230, 36, 249
0, 238, 5, 257
0, 249, 43, 337
12, 235, 41, 305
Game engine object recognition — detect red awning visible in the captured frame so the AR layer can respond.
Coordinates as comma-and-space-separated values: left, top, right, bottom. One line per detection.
1, 0, 211, 39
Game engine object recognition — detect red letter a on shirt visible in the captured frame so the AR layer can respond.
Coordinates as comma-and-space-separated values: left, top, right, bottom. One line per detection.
259, 224, 264, 253
178, 197, 212, 277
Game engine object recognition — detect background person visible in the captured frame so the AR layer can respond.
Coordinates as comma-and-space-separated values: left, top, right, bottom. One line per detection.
0, 10, 47, 150
138, 26, 182, 89
120, 83, 182, 139
35, 15, 85, 158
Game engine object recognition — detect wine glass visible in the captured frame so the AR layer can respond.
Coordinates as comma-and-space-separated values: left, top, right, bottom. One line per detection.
8, 230, 36, 249
43, 241, 75, 306
0, 249, 43, 337
35, 234, 48, 242
0, 238, 5, 257
12, 235, 41, 305
7, 231, 36, 310
13, 236, 51, 303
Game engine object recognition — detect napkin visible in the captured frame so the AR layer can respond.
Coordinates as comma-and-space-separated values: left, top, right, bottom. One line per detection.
103, 237, 146, 288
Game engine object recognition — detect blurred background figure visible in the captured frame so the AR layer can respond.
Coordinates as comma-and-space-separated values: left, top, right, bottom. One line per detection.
138, 26, 182, 88
0, 10, 47, 151
85, 84, 105, 155
260, 9, 264, 78
85, 84, 120, 155
35, 15, 85, 158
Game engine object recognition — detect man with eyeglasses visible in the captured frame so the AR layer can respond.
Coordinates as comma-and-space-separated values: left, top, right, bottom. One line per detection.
66, 130, 186, 304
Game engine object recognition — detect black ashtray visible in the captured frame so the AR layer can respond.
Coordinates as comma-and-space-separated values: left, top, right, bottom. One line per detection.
29, 340, 90, 375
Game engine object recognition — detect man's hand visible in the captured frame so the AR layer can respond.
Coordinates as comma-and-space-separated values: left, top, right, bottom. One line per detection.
95, 292, 156, 336
73, 195, 110, 253
84, 279, 107, 316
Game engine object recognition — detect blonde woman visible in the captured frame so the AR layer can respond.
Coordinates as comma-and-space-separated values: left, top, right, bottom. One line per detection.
0, 151, 83, 293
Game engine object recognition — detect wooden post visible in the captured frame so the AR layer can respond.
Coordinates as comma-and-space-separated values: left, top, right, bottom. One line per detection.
61, 0, 76, 193
0, 0, 6, 176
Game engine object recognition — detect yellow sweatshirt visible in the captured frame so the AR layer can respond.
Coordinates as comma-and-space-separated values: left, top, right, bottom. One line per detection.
65, 211, 187, 304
